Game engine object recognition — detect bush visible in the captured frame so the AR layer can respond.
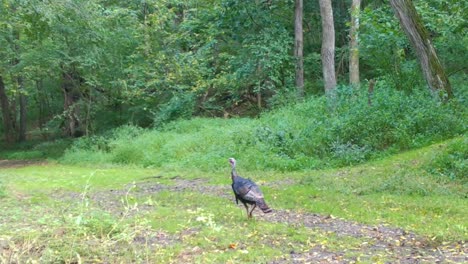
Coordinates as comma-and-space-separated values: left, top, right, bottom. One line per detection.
0, 139, 72, 160
259, 83, 465, 167
426, 136, 467, 182
61, 84, 467, 171
153, 93, 195, 128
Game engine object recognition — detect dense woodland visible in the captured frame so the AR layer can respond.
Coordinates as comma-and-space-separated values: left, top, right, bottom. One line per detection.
0, 0, 466, 168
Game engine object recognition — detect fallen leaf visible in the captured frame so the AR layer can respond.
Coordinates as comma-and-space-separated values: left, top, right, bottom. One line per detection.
228, 243, 237, 249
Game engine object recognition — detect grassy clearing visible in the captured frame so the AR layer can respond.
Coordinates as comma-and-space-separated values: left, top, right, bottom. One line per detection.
0, 139, 466, 262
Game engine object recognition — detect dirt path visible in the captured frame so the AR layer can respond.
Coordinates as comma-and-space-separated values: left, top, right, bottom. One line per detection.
80, 178, 466, 264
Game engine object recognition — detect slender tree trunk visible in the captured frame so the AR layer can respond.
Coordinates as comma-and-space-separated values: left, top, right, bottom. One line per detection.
319, 0, 337, 94
389, 0, 453, 101
18, 78, 27, 142
349, 0, 361, 87
11, 28, 27, 142
62, 71, 82, 137
0, 76, 16, 144
36, 80, 45, 129
35, 79, 48, 139
294, 0, 304, 98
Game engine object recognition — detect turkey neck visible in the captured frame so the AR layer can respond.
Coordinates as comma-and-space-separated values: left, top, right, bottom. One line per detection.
231, 166, 239, 181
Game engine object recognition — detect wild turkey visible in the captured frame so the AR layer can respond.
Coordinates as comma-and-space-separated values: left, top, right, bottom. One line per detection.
229, 158, 272, 218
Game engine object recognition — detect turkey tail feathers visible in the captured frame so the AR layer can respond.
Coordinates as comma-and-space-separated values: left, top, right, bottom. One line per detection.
257, 199, 272, 213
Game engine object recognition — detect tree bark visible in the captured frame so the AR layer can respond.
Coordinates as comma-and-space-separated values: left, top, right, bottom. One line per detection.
319, 0, 337, 94
349, 0, 361, 87
0, 76, 16, 144
62, 71, 82, 137
13, 29, 27, 142
18, 79, 27, 142
36, 80, 45, 129
294, 0, 304, 98
389, 0, 453, 101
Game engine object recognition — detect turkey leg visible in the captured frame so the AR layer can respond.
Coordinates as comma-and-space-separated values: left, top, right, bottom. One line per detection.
248, 204, 257, 218
243, 203, 250, 218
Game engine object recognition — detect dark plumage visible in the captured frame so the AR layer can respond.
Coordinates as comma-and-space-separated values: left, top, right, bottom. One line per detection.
229, 158, 272, 218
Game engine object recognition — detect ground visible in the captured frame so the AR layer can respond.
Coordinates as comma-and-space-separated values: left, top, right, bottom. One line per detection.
0, 159, 466, 263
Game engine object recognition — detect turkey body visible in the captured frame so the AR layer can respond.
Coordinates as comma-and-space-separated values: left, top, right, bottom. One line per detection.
229, 158, 272, 218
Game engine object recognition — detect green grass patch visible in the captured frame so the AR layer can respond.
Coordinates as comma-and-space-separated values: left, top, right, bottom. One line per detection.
0, 139, 72, 160
0, 140, 467, 262
59, 86, 466, 171
0, 165, 176, 195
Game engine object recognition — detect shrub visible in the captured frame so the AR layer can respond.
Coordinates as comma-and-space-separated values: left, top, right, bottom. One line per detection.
153, 93, 195, 128
61, 84, 467, 171
259, 83, 465, 167
0, 139, 72, 160
426, 136, 467, 182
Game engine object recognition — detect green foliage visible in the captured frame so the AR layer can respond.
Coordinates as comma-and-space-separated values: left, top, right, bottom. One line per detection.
360, 4, 424, 91
1, 0, 466, 140
360, 0, 468, 92
0, 139, 72, 160
153, 93, 196, 127
61, 84, 466, 170
425, 136, 467, 182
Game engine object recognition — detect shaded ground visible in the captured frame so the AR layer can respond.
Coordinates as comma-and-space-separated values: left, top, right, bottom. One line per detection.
54, 176, 467, 263
0, 159, 47, 168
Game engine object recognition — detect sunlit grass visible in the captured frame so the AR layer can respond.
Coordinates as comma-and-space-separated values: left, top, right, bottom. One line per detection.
0, 139, 466, 262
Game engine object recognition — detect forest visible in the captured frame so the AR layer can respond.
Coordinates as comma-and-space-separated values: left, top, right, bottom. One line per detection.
0, 0, 467, 263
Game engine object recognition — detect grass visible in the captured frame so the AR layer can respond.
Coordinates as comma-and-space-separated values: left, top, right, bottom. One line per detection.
0, 139, 466, 262
57, 86, 466, 171
0, 139, 73, 160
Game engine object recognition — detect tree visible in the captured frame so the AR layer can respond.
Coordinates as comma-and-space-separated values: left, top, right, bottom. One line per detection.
318, 0, 337, 94
294, 0, 304, 98
389, 0, 453, 101
0, 76, 16, 144
13, 29, 27, 142
349, 0, 361, 86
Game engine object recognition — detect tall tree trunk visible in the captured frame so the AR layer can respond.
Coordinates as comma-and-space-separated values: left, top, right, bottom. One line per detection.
389, 0, 453, 101
62, 71, 82, 137
0, 76, 16, 144
294, 0, 304, 98
36, 80, 45, 129
18, 78, 27, 142
319, 0, 337, 94
35, 79, 50, 140
349, 0, 361, 87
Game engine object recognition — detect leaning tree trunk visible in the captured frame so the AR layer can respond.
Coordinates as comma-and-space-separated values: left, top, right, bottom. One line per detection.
0, 76, 16, 144
389, 0, 453, 101
349, 0, 361, 87
319, 0, 337, 94
62, 71, 82, 137
294, 0, 304, 98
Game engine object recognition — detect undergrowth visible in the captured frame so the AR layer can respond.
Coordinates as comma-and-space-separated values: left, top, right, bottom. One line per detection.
61, 84, 466, 174
425, 136, 467, 182
0, 139, 72, 160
